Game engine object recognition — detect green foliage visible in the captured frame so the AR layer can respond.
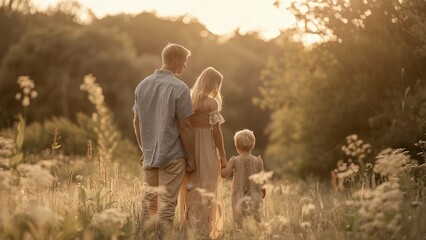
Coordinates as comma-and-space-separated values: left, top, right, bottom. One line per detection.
19, 114, 93, 155
0, 21, 141, 139
258, 0, 426, 177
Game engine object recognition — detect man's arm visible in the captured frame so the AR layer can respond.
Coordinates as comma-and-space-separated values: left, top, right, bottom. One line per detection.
133, 113, 144, 165
178, 117, 195, 172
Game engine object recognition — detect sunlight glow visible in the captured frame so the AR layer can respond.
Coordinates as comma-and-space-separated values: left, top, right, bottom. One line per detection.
33, 0, 299, 40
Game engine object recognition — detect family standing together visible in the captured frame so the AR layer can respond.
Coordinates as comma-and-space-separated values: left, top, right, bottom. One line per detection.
133, 43, 266, 239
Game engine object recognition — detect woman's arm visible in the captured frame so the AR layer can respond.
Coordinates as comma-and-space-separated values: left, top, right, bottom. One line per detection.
212, 123, 227, 167
208, 98, 227, 167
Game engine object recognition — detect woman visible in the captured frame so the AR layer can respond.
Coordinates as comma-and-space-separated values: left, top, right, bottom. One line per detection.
179, 67, 227, 238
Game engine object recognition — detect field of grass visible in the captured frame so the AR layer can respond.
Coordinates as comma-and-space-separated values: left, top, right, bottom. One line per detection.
1, 75, 425, 240
1, 152, 425, 240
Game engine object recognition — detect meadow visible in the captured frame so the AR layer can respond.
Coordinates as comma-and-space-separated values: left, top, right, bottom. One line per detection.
2, 1, 426, 239
1, 75, 425, 240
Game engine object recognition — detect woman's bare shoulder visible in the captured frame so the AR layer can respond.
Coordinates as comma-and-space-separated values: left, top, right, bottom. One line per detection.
205, 97, 218, 111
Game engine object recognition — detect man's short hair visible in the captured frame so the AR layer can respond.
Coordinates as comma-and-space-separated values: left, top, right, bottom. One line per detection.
234, 129, 256, 152
161, 43, 191, 65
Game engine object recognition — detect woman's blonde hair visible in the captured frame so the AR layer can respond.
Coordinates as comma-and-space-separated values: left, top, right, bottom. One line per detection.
234, 129, 256, 152
191, 67, 223, 111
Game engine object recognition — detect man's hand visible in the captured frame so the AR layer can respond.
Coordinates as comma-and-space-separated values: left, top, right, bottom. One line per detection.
139, 154, 144, 167
186, 157, 195, 172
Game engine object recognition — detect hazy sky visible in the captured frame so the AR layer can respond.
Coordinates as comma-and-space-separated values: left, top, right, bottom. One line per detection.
32, 0, 297, 39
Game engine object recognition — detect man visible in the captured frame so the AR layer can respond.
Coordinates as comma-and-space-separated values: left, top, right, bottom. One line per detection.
133, 43, 195, 239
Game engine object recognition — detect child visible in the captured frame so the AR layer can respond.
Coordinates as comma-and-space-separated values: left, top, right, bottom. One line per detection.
221, 129, 265, 227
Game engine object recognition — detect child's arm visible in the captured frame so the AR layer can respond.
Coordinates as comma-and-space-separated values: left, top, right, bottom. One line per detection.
221, 156, 234, 178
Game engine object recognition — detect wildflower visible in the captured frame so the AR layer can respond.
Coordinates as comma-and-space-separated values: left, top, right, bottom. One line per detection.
337, 160, 347, 171
17, 163, 54, 187
15, 93, 22, 100
262, 183, 274, 192
196, 187, 216, 204
362, 143, 372, 150
235, 196, 252, 213
29, 205, 63, 229
83, 74, 95, 85
249, 171, 273, 185
273, 186, 281, 194
17, 76, 30, 87
22, 96, 30, 107
349, 163, 360, 172
30, 90, 38, 98
80, 74, 118, 167
143, 185, 166, 195
87, 140, 92, 161
75, 175, 84, 182
374, 148, 410, 177
23, 87, 30, 95
414, 140, 426, 148
0, 170, 14, 192
186, 182, 194, 191
0, 136, 14, 157
92, 208, 128, 231
301, 203, 315, 217
354, 180, 403, 238
335, 135, 372, 191
261, 215, 289, 236
16, 76, 37, 108
347, 134, 358, 142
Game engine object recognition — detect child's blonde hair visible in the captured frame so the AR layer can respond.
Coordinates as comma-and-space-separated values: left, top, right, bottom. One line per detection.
161, 43, 191, 65
191, 67, 223, 111
234, 129, 255, 152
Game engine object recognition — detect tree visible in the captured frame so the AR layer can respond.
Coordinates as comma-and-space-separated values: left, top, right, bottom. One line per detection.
258, 0, 426, 177
0, 0, 33, 14
0, 24, 142, 137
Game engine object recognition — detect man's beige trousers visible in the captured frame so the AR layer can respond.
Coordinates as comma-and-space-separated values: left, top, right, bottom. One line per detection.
141, 157, 186, 239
